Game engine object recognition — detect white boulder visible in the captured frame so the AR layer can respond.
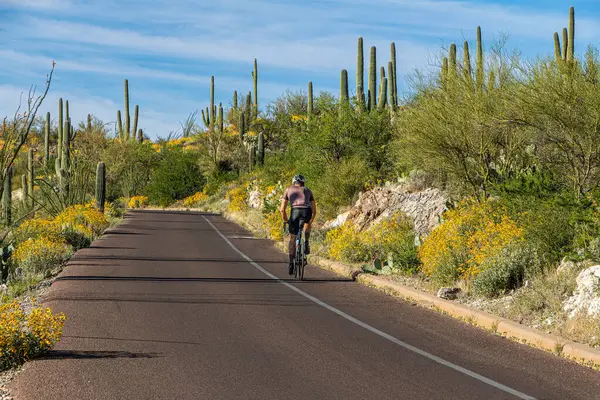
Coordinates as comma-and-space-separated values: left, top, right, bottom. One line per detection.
563, 265, 600, 318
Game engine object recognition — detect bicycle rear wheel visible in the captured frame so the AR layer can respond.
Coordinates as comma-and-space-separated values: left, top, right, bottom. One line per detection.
294, 235, 301, 279
299, 238, 306, 280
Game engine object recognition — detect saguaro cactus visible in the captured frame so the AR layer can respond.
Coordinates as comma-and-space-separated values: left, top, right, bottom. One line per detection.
58, 98, 63, 164
307, 82, 313, 120
567, 6, 575, 63
257, 132, 264, 166
96, 162, 106, 213
137, 129, 144, 143
233, 91, 238, 111
476, 26, 484, 91
390, 42, 398, 107
3, 167, 12, 225
218, 103, 224, 134
554, 32, 562, 61
61, 120, 70, 171
132, 105, 139, 140
44, 112, 50, 167
27, 149, 34, 209
245, 92, 252, 128
357, 37, 365, 109
378, 77, 388, 110
368, 46, 377, 111
387, 62, 395, 109
124, 79, 131, 139
562, 28, 568, 62
449, 43, 457, 78
117, 110, 124, 139
464, 41, 472, 78
340, 69, 349, 103
253, 59, 258, 119
87, 114, 92, 131
21, 175, 27, 209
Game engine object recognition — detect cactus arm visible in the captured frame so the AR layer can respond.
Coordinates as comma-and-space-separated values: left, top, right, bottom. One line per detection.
117, 110, 124, 139
132, 105, 139, 141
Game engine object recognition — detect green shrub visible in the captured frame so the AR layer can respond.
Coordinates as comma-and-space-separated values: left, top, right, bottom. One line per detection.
325, 212, 419, 272
146, 147, 206, 207
472, 243, 541, 298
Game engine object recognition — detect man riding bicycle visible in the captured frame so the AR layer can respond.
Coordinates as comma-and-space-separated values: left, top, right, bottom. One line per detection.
280, 174, 317, 275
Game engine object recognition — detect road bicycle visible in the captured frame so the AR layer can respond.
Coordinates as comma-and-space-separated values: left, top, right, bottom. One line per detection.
284, 219, 307, 280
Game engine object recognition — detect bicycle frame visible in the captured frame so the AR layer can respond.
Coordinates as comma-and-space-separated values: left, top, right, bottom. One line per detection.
294, 219, 307, 280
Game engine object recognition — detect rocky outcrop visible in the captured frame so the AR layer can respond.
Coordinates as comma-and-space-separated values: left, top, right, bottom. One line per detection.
564, 266, 600, 318
339, 184, 447, 236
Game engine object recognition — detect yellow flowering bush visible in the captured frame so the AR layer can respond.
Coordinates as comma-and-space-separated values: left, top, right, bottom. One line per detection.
183, 192, 208, 208
12, 218, 61, 245
55, 204, 109, 242
13, 237, 72, 275
263, 211, 284, 241
325, 212, 419, 271
225, 186, 247, 213
419, 200, 525, 285
0, 301, 66, 371
128, 196, 149, 209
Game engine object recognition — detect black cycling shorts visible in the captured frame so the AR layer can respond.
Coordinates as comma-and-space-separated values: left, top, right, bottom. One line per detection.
289, 207, 312, 235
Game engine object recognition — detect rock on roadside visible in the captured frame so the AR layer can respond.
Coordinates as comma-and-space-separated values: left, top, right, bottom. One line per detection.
563, 265, 600, 318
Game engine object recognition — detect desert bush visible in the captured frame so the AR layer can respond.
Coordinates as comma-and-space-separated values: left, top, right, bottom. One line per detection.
128, 196, 149, 209
325, 212, 419, 272
54, 204, 109, 241
419, 200, 525, 286
12, 218, 62, 245
183, 192, 208, 208
12, 237, 71, 275
472, 242, 541, 297
0, 301, 66, 371
146, 147, 205, 207
225, 186, 248, 213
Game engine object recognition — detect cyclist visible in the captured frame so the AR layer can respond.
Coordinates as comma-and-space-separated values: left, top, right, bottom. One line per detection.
280, 174, 316, 275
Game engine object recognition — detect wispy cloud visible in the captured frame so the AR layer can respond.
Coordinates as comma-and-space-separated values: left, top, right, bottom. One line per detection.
1, 0, 597, 137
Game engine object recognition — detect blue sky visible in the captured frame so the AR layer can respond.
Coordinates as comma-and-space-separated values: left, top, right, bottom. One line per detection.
1, 0, 599, 139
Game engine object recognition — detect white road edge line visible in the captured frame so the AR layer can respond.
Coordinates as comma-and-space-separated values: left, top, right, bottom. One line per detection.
203, 216, 536, 400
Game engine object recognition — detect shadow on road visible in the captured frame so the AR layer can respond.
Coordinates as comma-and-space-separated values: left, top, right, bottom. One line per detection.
68, 256, 284, 263
38, 350, 161, 360
55, 276, 354, 284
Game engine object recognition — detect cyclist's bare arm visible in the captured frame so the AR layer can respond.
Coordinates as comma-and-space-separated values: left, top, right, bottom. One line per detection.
309, 200, 317, 225
280, 198, 289, 222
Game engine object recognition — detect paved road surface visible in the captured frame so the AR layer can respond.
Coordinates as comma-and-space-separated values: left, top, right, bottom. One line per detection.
9, 211, 600, 399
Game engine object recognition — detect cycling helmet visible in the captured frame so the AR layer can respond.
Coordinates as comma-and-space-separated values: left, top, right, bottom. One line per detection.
292, 174, 306, 184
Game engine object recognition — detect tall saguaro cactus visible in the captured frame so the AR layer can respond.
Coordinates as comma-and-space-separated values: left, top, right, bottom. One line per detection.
307, 82, 313, 121
124, 79, 131, 139
58, 98, 63, 164
257, 132, 264, 166
388, 62, 395, 109
233, 91, 238, 111
132, 105, 139, 140
567, 6, 575, 63
378, 77, 388, 111
357, 37, 365, 109
464, 41, 472, 79
368, 46, 377, 111
210, 76, 215, 132
44, 112, 50, 167
96, 162, 106, 213
137, 129, 144, 143
27, 149, 34, 209
3, 167, 12, 225
340, 69, 349, 103
21, 175, 27, 209
449, 43, 457, 78
253, 59, 258, 120
117, 110, 124, 138
390, 42, 398, 107
476, 26, 484, 91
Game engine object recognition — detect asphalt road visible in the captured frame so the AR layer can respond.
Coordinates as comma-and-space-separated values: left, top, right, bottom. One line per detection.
9, 210, 600, 400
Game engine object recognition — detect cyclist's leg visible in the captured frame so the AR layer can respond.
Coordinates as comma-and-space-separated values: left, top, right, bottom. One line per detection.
303, 208, 313, 254
288, 208, 301, 273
